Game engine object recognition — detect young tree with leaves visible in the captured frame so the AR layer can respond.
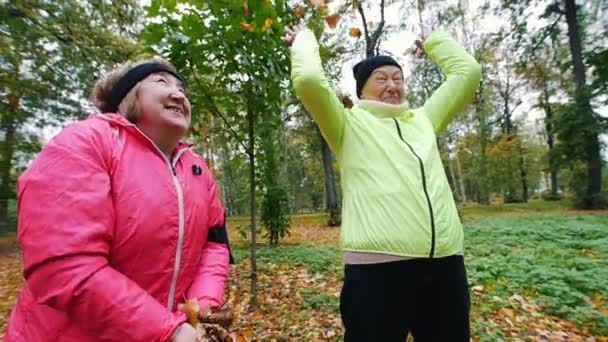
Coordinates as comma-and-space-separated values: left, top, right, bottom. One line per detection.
143, 0, 298, 309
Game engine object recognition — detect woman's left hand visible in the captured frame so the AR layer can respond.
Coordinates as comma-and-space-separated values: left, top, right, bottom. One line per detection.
406, 39, 426, 58
201, 307, 234, 328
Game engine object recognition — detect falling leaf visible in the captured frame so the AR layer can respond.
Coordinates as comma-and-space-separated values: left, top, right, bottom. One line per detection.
323, 14, 340, 29
262, 18, 272, 32
294, 6, 305, 17
349, 28, 361, 38
239, 22, 253, 32
243, 3, 249, 17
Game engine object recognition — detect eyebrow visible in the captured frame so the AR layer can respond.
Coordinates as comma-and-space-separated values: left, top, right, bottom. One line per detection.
372, 70, 402, 78
155, 72, 185, 88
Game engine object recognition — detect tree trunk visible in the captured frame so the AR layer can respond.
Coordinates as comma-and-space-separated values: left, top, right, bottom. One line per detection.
317, 127, 341, 226
518, 140, 529, 203
246, 95, 257, 311
475, 79, 490, 205
455, 151, 467, 203
542, 78, 559, 198
447, 153, 460, 202
0, 107, 17, 234
564, 0, 603, 208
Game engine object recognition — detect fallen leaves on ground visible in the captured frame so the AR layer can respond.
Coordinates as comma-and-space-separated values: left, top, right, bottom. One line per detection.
0, 236, 22, 338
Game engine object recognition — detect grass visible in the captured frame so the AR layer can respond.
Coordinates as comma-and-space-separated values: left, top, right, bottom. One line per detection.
459, 199, 573, 218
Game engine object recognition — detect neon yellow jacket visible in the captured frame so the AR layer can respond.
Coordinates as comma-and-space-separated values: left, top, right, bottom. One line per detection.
291, 29, 481, 258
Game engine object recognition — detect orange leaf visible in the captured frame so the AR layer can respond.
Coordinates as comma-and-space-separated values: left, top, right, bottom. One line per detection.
243, 3, 249, 17
294, 6, 305, 17
262, 17, 273, 32
324, 14, 340, 29
177, 298, 200, 327
349, 27, 361, 38
239, 22, 253, 31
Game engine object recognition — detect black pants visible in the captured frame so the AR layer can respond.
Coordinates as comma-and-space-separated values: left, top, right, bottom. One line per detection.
340, 255, 470, 342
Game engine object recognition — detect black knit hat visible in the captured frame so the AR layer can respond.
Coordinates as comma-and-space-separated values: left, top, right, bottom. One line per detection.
353, 55, 403, 98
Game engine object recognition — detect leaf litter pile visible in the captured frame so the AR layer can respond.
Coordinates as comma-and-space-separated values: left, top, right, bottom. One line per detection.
1, 213, 607, 341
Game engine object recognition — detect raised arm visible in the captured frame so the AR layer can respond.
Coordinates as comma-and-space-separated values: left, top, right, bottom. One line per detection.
288, 27, 346, 154
421, 32, 482, 134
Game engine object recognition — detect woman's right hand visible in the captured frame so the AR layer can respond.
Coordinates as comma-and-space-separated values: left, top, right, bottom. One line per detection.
170, 323, 197, 342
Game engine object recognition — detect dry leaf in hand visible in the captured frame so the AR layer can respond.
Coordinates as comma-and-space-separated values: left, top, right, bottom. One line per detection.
204, 308, 234, 328
177, 298, 200, 327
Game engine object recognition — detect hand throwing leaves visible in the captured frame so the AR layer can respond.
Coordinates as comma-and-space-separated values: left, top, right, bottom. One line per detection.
405, 39, 426, 59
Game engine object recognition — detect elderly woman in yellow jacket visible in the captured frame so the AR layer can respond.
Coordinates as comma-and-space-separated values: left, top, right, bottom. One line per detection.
283, 25, 481, 341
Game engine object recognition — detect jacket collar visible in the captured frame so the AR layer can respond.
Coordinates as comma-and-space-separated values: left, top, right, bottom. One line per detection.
355, 99, 413, 119
93, 112, 194, 150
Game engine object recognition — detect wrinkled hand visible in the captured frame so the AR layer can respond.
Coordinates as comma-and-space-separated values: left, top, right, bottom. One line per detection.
281, 25, 302, 46
170, 323, 197, 342
405, 39, 426, 58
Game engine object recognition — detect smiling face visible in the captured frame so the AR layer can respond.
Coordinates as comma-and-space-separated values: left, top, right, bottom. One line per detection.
360, 65, 405, 105
135, 72, 192, 139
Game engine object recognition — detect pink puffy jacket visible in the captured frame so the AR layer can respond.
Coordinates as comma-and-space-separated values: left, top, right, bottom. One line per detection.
4, 113, 231, 342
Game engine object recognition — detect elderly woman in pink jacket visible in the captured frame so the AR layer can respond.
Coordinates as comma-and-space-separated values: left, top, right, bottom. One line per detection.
4, 57, 232, 342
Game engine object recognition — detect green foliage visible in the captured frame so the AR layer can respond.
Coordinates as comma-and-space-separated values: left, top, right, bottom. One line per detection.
261, 184, 291, 245
466, 215, 608, 335
540, 190, 562, 201
300, 289, 339, 312
0, 1, 140, 232
553, 89, 607, 208
2, 200, 16, 234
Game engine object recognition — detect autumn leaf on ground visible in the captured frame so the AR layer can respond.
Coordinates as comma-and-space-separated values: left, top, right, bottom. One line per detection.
262, 18, 272, 32
239, 23, 253, 32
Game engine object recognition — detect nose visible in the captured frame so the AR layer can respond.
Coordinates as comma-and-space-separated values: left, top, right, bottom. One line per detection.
168, 87, 188, 104
386, 79, 399, 91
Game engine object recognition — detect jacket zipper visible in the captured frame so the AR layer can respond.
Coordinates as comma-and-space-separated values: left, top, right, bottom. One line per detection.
392, 118, 436, 258
110, 119, 189, 310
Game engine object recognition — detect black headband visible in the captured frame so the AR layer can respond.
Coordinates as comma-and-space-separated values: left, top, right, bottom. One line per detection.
107, 62, 185, 113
